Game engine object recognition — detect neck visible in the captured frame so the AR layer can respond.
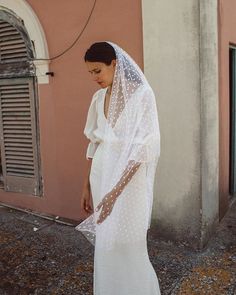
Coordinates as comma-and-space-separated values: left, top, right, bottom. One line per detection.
107, 85, 112, 95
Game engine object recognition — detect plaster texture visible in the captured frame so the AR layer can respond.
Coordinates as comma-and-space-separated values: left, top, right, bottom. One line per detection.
142, 0, 219, 248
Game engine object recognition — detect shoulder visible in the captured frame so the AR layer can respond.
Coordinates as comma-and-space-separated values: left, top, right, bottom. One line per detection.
87, 88, 105, 114
133, 84, 155, 102
91, 88, 106, 104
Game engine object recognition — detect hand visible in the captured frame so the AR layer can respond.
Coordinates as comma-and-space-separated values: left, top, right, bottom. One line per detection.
81, 185, 93, 214
95, 191, 118, 224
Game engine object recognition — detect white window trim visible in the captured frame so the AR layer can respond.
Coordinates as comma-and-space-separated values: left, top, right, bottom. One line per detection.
0, 0, 50, 84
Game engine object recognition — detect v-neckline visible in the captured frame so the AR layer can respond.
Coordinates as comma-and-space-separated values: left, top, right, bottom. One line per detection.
103, 87, 109, 120
102, 87, 125, 127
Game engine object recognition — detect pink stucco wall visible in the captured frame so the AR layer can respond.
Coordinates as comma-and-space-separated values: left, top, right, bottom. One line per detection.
218, 0, 236, 218
0, 0, 143, 221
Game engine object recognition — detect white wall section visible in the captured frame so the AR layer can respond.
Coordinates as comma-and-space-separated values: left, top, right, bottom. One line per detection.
142, 0, 219, 248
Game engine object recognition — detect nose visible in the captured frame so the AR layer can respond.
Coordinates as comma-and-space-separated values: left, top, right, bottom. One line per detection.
91, 73, 99, 82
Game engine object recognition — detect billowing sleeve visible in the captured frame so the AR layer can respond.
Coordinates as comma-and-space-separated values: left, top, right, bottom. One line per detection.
129, 88, 160, 163
84, 92, 99, 160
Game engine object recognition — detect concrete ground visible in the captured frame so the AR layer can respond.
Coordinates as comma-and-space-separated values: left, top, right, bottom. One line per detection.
0, 199, 235, 295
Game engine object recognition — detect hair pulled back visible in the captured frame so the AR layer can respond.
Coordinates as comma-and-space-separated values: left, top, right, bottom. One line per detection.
84, 42, 116, 65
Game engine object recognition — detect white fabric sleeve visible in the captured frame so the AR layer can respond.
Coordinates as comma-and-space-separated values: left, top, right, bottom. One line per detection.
84, 92, 99, 160
129, 92, 160, 163
86, 142, 99, 159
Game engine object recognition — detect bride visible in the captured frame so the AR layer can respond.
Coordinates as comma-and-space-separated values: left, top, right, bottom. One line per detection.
76, 41, 161, 295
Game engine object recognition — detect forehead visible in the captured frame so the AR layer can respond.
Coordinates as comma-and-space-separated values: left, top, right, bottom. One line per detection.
86, 61, 107, 71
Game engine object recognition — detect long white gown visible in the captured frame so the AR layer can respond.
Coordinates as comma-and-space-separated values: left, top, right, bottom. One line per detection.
86, 88, 161, 295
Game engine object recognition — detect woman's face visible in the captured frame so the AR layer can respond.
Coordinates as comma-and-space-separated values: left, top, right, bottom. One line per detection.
86, 60, 116, 88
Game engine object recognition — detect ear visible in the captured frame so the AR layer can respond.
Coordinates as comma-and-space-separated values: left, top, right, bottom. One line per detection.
111, 59, 116, 68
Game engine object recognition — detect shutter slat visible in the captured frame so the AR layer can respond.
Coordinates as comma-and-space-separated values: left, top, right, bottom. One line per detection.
0, 38, 23, 45
3, 103, 30, 108
4, 135, 32, 140
1, 52, 28, 58
5, 147, 33, 153
7, 168, 34, 174
0, 30, 20, 38
0, 85, 28, 90
3, 115, 31, 119
4, 125, 31, 130
2, 56, 28, 62
4, 135, 32, 139
2, 95, 29, 99
0, 24, 16, 32
6, 155, 33, 161
2, 104, 30, 109
6, 150, 33, 156
2, 107, 30, 111
2, 99, 30, 103
3, 121, 31, 125
2, 93, 29, 98
6, 172, 34, 178
7, 162, 34, 168
1, 91, 29, 96
0, 39, 25, 48
0, 23, 11, 29
3, 112, 30, 115
1, 47, 28, 55
3, 118, 31, 122
5, 142, 32, 146
3, 111, 30, 114
4, 131, 32, 134
4, 136, 32, 141
5, 139, 32, 146
6, 157, 33, 162
7, 167, 34, 173
0, 35, 24, 43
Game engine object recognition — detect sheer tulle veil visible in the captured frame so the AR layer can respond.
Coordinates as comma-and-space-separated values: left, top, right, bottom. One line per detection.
75, 41, 160, 251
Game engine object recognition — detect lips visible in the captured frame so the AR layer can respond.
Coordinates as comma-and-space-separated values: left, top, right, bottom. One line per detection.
97, 81, 107, 88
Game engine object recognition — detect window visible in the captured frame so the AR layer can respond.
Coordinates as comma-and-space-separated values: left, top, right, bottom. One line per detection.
0, 10, 42, 195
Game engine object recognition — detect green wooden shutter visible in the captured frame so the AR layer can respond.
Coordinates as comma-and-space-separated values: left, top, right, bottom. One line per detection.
0, 78, 41, 195
230, 48, 236, 194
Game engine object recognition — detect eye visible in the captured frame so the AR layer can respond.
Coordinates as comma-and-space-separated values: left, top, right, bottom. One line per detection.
94, 70, 101, 74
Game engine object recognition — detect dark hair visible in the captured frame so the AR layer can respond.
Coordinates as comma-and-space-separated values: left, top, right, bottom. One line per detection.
84, 42, 116, 65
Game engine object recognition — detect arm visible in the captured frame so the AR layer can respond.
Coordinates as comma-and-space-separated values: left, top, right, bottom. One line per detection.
96, 160, 141, 224
81, 91, 99, 213
81, 158, 93, 214
110, 160, 141, 199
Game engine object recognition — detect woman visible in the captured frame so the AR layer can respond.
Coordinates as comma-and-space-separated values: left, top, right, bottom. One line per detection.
76, 42, 161, 295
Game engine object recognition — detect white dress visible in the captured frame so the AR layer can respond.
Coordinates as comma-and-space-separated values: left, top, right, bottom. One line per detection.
85, 88, 161, 295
